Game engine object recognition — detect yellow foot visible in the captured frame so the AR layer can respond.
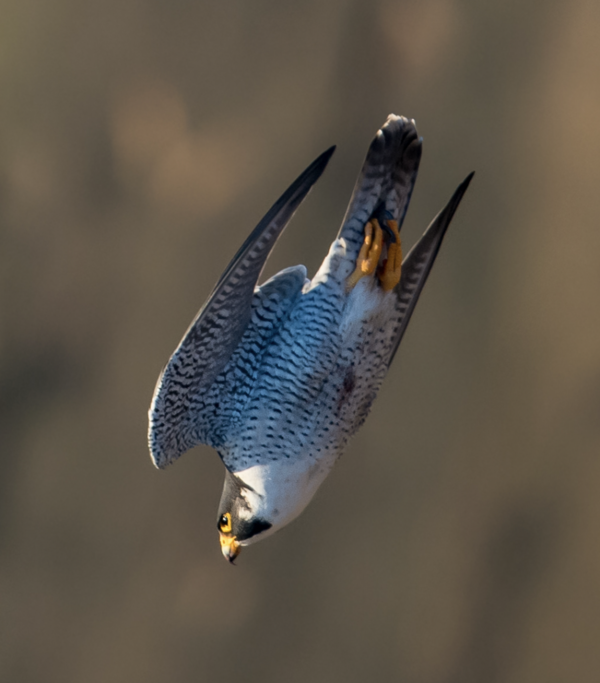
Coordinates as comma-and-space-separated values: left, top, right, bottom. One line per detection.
379, 219, 402, 291
347, 217, 402, 292
346, 219, 383, 290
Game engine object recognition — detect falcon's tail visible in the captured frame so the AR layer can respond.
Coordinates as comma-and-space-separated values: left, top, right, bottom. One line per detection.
336, 115, 422, 263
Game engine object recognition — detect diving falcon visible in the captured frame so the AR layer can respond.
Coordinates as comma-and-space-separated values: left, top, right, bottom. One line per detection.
149, 115, 473, 562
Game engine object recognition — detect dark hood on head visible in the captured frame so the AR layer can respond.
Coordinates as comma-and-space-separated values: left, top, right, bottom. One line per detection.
217, 470, 272, 542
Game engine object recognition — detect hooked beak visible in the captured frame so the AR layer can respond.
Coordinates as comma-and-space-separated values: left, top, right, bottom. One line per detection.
219, 533, 241, 563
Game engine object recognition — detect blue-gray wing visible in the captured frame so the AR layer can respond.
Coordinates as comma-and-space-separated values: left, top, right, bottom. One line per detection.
388, 172, 474, 365
149, 147, 334, 468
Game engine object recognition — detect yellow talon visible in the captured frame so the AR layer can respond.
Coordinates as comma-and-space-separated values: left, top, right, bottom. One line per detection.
379, 219, 402, 291
347, 217, 401, 292
347, 219, 384, 290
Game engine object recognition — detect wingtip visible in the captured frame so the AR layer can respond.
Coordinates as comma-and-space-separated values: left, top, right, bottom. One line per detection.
448, 171, 475, 210
317, 144, 336, 167
296, 145, 335, 191
464, 170, 475, 185
459, 171, 475, 192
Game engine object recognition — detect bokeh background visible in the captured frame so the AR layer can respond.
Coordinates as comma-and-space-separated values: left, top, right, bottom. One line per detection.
1, 0, 600, 681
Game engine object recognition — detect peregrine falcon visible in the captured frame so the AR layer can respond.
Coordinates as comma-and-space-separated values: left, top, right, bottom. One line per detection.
149, 115, 473, 562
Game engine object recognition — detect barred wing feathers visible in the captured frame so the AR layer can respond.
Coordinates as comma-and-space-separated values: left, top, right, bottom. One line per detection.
149, 147, 335, 468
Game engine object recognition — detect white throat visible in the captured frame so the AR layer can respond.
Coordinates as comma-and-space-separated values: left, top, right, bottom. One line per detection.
235, 457, 332, 544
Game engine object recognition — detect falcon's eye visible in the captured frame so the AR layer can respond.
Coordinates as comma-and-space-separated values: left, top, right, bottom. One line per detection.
218, 512, 232, 534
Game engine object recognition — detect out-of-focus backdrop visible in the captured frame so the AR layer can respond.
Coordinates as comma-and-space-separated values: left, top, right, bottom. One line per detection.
1, 1, 600, 681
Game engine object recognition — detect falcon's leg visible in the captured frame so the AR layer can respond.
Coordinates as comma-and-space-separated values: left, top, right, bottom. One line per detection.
346, 218, 402, 292
346, 220, 382, 290
379, 219, 402, 292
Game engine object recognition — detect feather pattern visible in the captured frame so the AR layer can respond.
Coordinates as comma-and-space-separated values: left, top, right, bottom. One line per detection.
149, 147, 334, 468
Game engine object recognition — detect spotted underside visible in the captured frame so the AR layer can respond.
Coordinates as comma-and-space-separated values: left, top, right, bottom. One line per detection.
149, 115, 473, 474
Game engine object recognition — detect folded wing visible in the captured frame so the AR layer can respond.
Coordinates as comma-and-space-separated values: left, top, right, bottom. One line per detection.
149, 147, 335, 468
388, 172, 474, 365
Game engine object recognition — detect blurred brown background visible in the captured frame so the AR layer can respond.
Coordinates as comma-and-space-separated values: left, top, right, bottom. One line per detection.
1, 0, 600, 681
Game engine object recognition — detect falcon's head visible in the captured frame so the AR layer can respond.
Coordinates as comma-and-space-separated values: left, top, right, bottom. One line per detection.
216, 470, 273, 563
